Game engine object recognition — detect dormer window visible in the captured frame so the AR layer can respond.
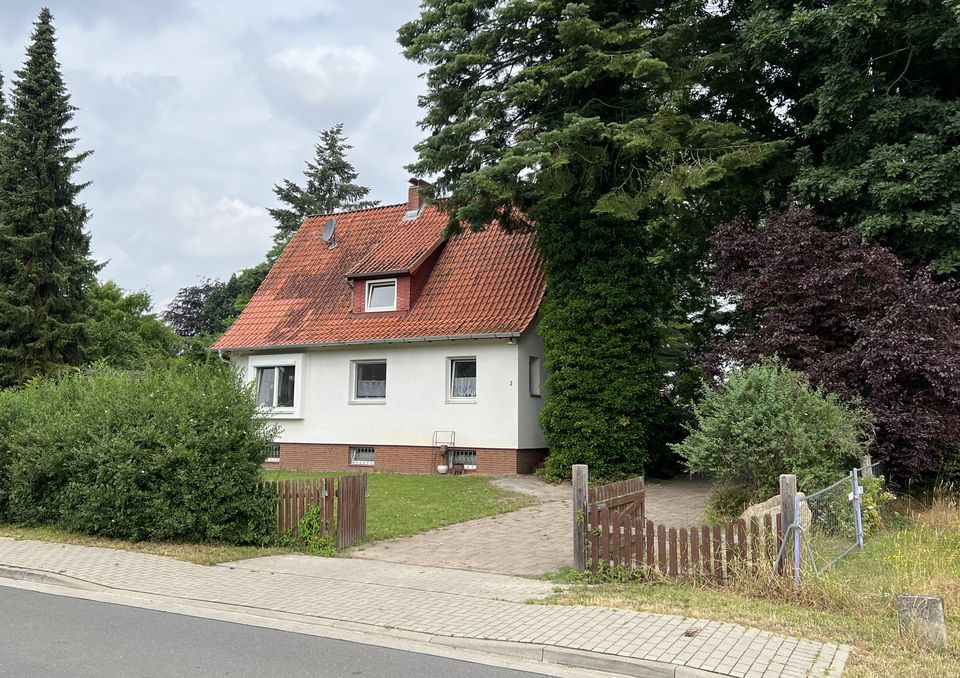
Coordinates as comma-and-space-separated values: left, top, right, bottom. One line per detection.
365, 279, 397, 312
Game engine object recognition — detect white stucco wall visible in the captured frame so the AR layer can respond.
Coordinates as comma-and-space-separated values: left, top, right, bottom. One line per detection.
517, 318, 548, 449
237, 336, 546, 450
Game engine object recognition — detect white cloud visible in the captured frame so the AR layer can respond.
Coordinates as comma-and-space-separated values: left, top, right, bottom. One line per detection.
266, 44, 378, 106
179, 193, 274, 259
0, 0, 427, 308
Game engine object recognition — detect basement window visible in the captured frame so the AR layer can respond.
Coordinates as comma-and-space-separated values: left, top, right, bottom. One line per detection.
365, 279, 397, 312
349, 446, 375, 466
266, 444, 281, 462
448, 448, 477, 471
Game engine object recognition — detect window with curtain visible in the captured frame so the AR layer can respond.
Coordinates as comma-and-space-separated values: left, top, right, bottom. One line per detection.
355, 361, 386, 399
450, 357, 476, 399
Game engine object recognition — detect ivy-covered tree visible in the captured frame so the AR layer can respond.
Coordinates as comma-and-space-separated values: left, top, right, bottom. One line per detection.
268, 124, 378, 253
708, 207, 960, 481
0, 9, 97, 387
84, 281, 180, 369
731, 0, 960, 276
400, 0, 782, 479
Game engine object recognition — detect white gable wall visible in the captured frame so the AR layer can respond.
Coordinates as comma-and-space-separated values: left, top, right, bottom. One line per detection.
517, 318, 548, 449
239, 337, 544, 450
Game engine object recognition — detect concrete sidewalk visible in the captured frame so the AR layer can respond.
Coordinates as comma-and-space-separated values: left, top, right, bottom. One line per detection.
0, 538, 849, 678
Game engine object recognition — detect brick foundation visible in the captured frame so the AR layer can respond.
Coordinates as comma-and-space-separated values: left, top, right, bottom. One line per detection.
266, 443, 548, 475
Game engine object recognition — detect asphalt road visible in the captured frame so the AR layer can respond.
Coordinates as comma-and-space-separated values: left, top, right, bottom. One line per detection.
0, 587, 548, 678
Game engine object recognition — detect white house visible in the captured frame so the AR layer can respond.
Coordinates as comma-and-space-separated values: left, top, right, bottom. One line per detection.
213, 181, 548, 474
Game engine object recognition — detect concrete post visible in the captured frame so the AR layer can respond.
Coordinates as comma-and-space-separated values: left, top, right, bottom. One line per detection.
572, 465, 588, 573
897, 594, 948, 649
861, 454, 874, 477
851, 468, 865, 549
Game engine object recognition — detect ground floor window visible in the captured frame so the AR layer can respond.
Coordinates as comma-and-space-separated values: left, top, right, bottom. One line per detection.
256, 365, 296, 409
354, 361, 386, 399
448, 448, 477, 470
349, 446, 375, 466
449, 357, 477, 399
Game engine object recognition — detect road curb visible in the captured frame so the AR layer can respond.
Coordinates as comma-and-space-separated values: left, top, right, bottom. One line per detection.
0, 564, 732, 677
0, 565, 105, 592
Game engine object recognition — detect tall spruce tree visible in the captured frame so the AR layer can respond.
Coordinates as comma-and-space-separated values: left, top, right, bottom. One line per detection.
400, 1, 782, 479
268, 123, 378, 254
0, 8, 96, 386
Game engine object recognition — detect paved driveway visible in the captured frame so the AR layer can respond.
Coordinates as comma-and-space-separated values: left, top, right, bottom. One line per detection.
351, 475, 713, 576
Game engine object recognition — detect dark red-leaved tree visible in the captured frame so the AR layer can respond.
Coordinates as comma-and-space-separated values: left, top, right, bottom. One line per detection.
708, 207, 960, 481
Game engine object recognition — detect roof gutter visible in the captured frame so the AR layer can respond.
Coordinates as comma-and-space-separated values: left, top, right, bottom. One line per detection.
213, 332, 522, 354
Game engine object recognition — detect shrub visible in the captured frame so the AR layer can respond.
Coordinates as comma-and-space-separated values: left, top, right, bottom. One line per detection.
672, 358, 871, 496
297, 505, 338, 557
0, 363, 275, 543
704, 485, 758, 524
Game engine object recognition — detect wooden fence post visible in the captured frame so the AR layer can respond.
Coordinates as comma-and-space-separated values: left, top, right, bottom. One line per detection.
573, 464, 588, 572
779, 474, 797, 538
779, 474, 797, 582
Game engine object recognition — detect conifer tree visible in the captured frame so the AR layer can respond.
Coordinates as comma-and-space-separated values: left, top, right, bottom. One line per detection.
268, 124, 377, 253
400, 1, 782, 479
0, 8, 96, 387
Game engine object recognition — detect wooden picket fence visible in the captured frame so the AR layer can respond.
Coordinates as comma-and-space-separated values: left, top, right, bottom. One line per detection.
587, 505, 783, 581
588, 476, 645, 521
258, 475, 367, 549
336, 473, 367, 549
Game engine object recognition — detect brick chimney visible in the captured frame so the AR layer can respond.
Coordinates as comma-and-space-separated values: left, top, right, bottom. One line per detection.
404, 178, 430, 220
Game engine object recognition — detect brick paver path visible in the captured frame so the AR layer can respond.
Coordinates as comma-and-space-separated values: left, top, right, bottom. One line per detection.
0, 539, 849, 678
353, 476, 714, 576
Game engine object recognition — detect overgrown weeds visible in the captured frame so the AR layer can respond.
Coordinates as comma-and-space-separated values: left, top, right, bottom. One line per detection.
544, 498, 960, 677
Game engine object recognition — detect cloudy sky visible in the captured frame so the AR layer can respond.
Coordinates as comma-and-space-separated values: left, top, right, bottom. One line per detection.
0, 1, 427, 308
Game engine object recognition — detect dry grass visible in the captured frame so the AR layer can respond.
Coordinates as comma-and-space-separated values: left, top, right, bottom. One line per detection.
545, 496, 960, 677
0, 525, 295, 566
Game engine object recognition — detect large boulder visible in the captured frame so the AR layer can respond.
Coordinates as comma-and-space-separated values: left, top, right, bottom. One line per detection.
740, 493, 812, 530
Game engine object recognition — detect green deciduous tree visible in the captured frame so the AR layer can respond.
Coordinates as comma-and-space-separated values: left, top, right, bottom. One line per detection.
0, 8, 96, 387
731, 0, 960, 275
400, 0, 782, 479
268, 123, 378, 254
84, 281, 180, 369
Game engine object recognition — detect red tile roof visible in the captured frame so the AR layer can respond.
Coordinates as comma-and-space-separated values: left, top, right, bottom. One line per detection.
212, 202, 545, 350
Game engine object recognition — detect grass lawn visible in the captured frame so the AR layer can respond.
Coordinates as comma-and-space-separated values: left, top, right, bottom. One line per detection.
262, 470, 536, 543
542, 497, 959, 677
0, 524, 296, 566
0, 472, 534, 566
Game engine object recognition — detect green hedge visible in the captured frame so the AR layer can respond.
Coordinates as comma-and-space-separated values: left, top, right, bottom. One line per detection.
0, 363, 275, 544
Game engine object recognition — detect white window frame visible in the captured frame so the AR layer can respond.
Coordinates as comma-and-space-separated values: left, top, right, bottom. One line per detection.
349, 446, 376, 466
447, 356, 477, 403
248, 353, 303, 419
529, 356, 543, 397
351, 359, 387, 403
365, 278, 397, 312
266, 444, 281, 462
